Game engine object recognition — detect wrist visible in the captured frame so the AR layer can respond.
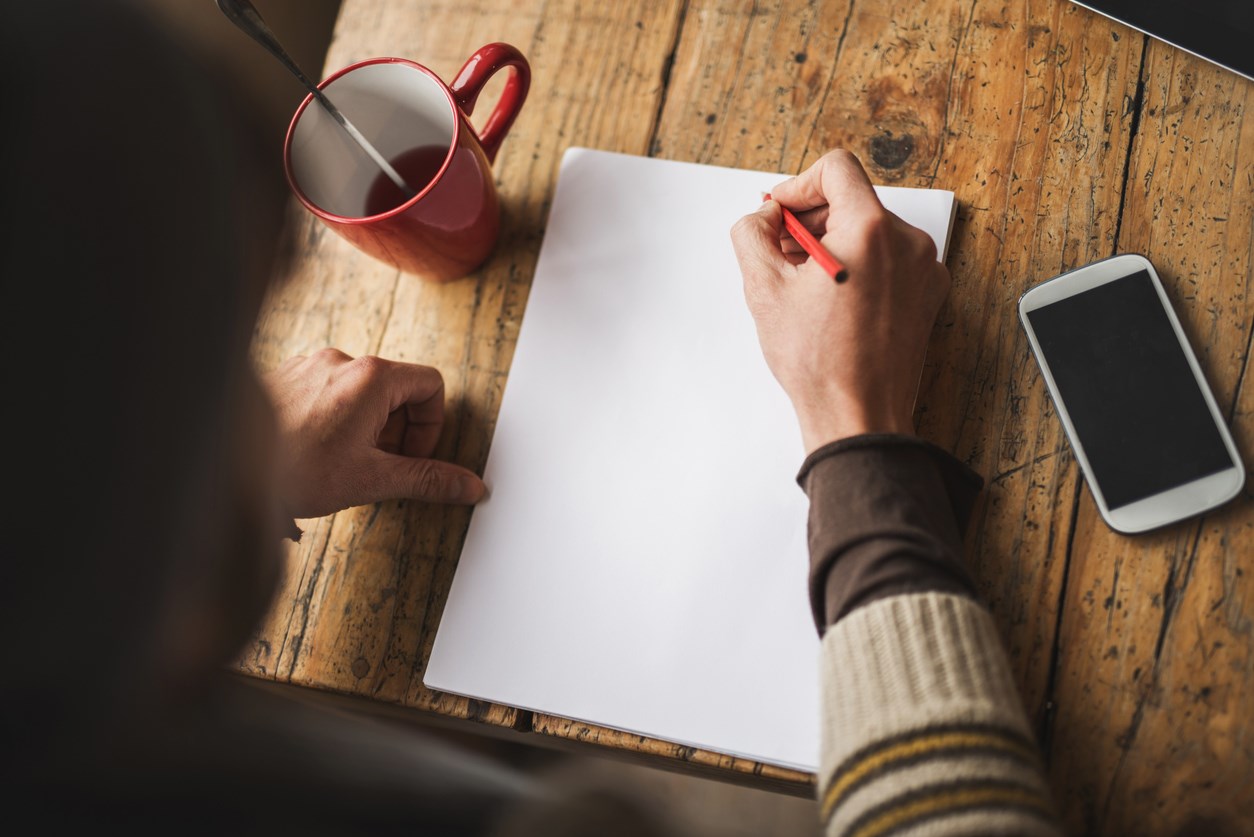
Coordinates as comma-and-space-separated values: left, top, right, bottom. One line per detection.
795, 398, 914, 454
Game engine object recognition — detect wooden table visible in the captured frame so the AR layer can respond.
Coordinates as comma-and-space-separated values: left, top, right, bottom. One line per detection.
238, 0, 1254, 831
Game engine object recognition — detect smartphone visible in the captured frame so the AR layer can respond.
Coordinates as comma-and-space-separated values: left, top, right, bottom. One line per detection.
1018, 254, 1244, 533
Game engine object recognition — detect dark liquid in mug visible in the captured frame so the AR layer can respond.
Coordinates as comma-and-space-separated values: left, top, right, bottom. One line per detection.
363, 144, 450, 215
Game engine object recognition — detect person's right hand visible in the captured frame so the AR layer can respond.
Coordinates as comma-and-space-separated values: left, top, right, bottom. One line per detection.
729, 150, 951, 453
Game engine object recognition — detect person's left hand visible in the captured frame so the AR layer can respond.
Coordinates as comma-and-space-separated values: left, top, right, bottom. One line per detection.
265, 349, 486, 518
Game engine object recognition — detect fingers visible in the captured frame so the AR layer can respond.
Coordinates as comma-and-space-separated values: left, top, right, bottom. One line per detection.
339, 355, 445, 415
271, 345, 486, 514
352, 357, 455, 472
373, 361, 446, 455
369, 452, 486, 505
769, 149, 882, 219
780, 205, 828, 258
379, 404, 444, 458
730, 200, 792, 282
400, 406, 444, 458
378, 408, 406, 453
790, 205, 830, 236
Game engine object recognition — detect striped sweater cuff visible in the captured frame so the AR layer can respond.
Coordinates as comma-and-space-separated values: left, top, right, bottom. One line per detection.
818, 593, 1062, 837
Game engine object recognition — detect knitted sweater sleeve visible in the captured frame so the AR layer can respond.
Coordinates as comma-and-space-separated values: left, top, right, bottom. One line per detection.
818, 594, 1062, 836
801, 436, 1065, 836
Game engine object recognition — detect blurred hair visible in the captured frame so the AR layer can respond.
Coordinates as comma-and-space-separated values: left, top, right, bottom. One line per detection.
0, 0, 287, 766
0, 7, 688, 835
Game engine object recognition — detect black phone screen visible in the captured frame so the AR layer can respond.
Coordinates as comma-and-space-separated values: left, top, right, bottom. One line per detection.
1026, 269, 1234, 509
1070, 1, 1254, 82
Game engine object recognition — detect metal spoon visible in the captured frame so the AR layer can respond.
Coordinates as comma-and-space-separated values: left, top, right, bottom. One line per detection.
216, 0, 415, 199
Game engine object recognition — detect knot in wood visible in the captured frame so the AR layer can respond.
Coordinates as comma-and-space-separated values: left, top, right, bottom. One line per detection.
869, 130, 915, 170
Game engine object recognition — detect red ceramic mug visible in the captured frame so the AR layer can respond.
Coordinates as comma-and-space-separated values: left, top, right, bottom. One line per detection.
284, 44, 530, 281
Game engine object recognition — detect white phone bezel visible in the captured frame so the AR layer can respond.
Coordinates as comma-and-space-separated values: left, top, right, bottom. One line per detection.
1018, 253, 1245, 534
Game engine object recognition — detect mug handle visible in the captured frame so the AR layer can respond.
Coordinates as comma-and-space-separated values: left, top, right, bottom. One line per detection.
449, 43, 531, 163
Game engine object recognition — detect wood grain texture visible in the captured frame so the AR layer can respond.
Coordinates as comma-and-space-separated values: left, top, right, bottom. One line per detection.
532, 713, 814, 797
1046, 42, 1254, 834
647, 0, 853, 168
235, 0, 1254, 819
239, 0, 687, 726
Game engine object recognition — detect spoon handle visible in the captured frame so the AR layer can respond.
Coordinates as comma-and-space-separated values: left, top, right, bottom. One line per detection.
216, 0, 415, 199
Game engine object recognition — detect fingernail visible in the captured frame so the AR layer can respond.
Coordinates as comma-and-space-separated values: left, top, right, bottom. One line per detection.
462, 475, 487, 503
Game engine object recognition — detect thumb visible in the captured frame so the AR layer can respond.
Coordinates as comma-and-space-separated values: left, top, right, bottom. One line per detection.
370, 452, 487, 505
730, 200, 791, 279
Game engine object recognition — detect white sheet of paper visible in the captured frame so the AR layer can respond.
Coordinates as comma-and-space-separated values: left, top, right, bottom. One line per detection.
424, 148, 957, 771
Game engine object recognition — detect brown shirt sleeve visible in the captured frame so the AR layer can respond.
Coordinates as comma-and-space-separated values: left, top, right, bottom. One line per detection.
796, 433, 984, 634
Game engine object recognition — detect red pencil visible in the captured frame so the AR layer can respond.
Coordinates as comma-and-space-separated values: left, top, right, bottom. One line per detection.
764, 192, 848, 282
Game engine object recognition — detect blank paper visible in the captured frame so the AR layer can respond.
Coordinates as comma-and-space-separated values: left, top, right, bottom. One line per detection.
424, 148, 957, 771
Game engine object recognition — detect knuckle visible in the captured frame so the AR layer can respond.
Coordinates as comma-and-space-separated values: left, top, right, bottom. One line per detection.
838, 210, 894, 265
413, 463, 447, 500
341, 355, 389, 393
422, 364, 445, 391
822, 148, 856, 165
352, 355, 388, 379
315, 347, 351, 364
405, 362, 444, 399
858, 209, 895, 245
818, 148, 857, 175
914, 228, 938, 263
